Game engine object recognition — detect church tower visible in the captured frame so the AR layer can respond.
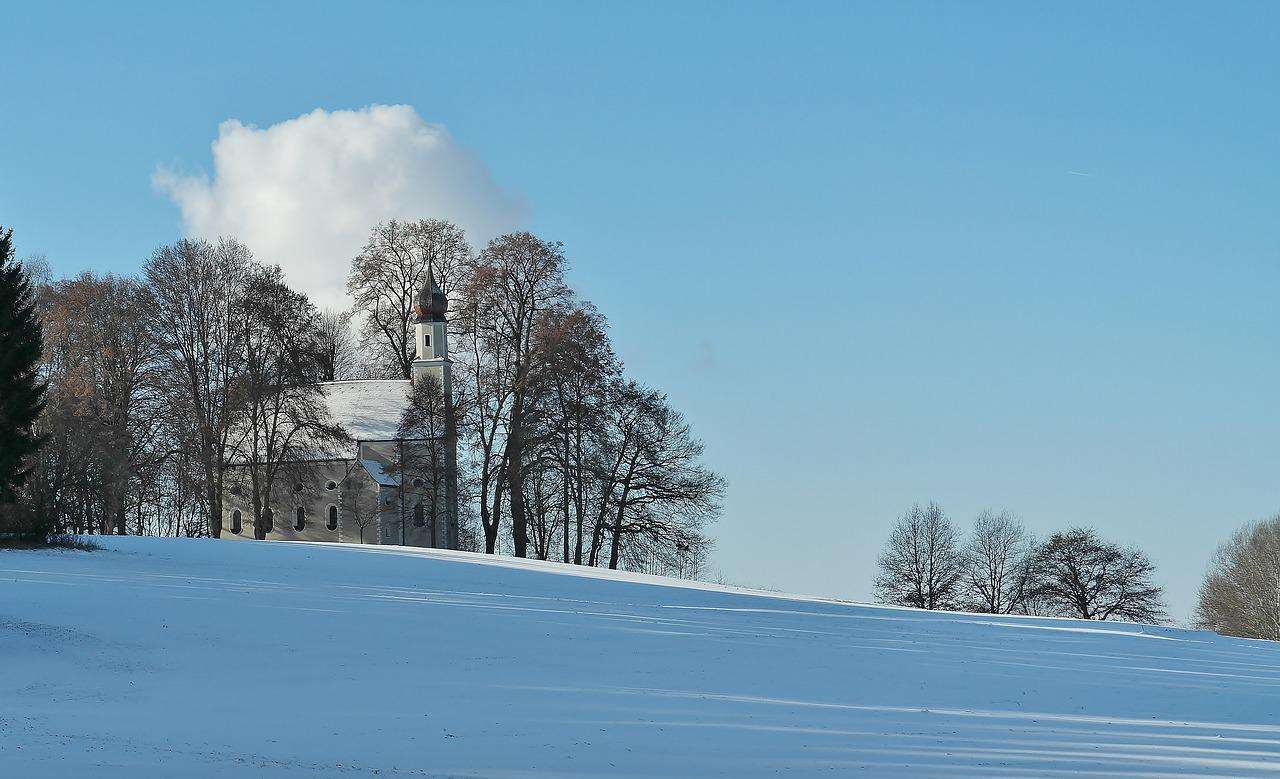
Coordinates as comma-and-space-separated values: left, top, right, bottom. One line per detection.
411, 269, 459, 549
413, 268, 451, 392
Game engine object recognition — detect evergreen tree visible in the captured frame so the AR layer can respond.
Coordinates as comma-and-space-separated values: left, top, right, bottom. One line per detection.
0, 226, 47, 505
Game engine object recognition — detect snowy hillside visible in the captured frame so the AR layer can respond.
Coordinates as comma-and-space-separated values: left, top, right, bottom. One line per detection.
3, 538, 1280, 777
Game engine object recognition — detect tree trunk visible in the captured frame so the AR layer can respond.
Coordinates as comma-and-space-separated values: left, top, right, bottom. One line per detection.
486, 473, 506, 554
205, 475, 222, 539
573, 411, 585, 565
560, 389, 571, 563
607, 479, 632, 570
506, 399, 528, 558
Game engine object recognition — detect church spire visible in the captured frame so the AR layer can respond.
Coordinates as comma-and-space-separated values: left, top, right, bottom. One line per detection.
415, 266, 447, 323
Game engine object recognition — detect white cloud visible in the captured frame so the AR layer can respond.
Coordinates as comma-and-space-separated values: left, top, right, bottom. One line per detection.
155, 105, 526, 311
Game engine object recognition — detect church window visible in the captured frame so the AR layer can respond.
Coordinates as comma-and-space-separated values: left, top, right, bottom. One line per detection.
326, 481, 337, 491
424, 332, 431, 347
413, 503, 425, 527
327, 505, 338, 531
295, 507, 306, 531
231, 509, 242, 534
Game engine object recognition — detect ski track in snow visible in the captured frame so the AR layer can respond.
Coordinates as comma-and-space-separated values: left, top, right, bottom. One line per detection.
2, 537, 1279, 777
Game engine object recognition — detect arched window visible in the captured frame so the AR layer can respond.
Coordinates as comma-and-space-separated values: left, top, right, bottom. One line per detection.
263, 508, 274, 532
294, 507, 306, 531
231, 509, 242, 534
327, 505, 338, 531
326, 480, 337, 491
413, 503, 425, 528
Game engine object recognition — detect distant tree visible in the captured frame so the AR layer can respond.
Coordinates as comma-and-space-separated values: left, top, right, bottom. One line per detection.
0, 226, 48, 533
874, 502, 964, 610
314, 308, 359, 382
1196, 514, 1280, 640
1029, 528, 1167, 622
347, 220, 469, 379
963, 510, 1035, 614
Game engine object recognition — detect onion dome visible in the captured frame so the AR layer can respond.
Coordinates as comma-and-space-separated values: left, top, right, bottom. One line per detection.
415, 268, 448, 322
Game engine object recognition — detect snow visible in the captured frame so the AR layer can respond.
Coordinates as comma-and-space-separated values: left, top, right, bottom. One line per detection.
321, 379, 412, 441
359, 457, 398, 486
4, 537, 1280, 777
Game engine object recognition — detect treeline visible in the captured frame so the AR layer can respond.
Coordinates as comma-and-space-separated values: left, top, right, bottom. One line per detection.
874, 503, 1168, 623
11, 239, 355, 541
0, 221, 724, 579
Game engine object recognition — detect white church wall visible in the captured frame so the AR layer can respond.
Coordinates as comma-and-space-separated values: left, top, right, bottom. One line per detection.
338, 468, 382, 545
221, 461, 355, 543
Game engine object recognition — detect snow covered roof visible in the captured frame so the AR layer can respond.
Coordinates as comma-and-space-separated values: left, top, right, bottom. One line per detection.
321, 380, 412, 441
359, 458, 400, 487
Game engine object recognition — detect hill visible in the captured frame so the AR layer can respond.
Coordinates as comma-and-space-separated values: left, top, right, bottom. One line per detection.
3, 537, 1279, 777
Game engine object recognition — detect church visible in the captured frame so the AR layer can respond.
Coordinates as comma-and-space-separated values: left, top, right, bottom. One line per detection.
220, 273, 460, 549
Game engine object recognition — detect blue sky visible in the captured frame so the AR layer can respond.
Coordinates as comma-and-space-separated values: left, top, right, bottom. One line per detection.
3, 3, 1277, 621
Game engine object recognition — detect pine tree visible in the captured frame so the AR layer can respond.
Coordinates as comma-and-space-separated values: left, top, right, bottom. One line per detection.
0, 226, 47, 506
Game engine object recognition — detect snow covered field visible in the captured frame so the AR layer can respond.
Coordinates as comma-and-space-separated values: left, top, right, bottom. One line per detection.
3, 537, 1280, 777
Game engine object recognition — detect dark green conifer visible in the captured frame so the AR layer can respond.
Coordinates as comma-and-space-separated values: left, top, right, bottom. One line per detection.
0, 226, 47, 504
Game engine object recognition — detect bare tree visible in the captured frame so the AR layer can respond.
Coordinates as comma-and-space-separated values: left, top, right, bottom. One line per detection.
1028, 528, 1167, 622
87, 276, 164, 534
1196, 514, 1280, 640
584, 381, 724, 572
963, 510, 1034, 614
340, 479, 379, 544
25, 275, 110, 536
457, 311, 510, 554
21, 272, 191, 538
874, 502, 964, 610
144, 238, 251, 537
539, 303, 619, 564
524, 459, 559, 560
314, 308, 359, 382
231, 265, 348, 539
347, 220, 469, 379
459, 232, 571, 557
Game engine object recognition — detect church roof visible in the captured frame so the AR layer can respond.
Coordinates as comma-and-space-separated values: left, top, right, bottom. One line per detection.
321, 380, 413, 441
359, 458, 400, 487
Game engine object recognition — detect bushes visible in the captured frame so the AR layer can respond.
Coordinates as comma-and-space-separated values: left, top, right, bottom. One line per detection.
0, 499, 54, 545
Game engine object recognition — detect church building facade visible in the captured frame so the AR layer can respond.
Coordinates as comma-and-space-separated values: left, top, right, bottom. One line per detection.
220, 273, 460, 549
